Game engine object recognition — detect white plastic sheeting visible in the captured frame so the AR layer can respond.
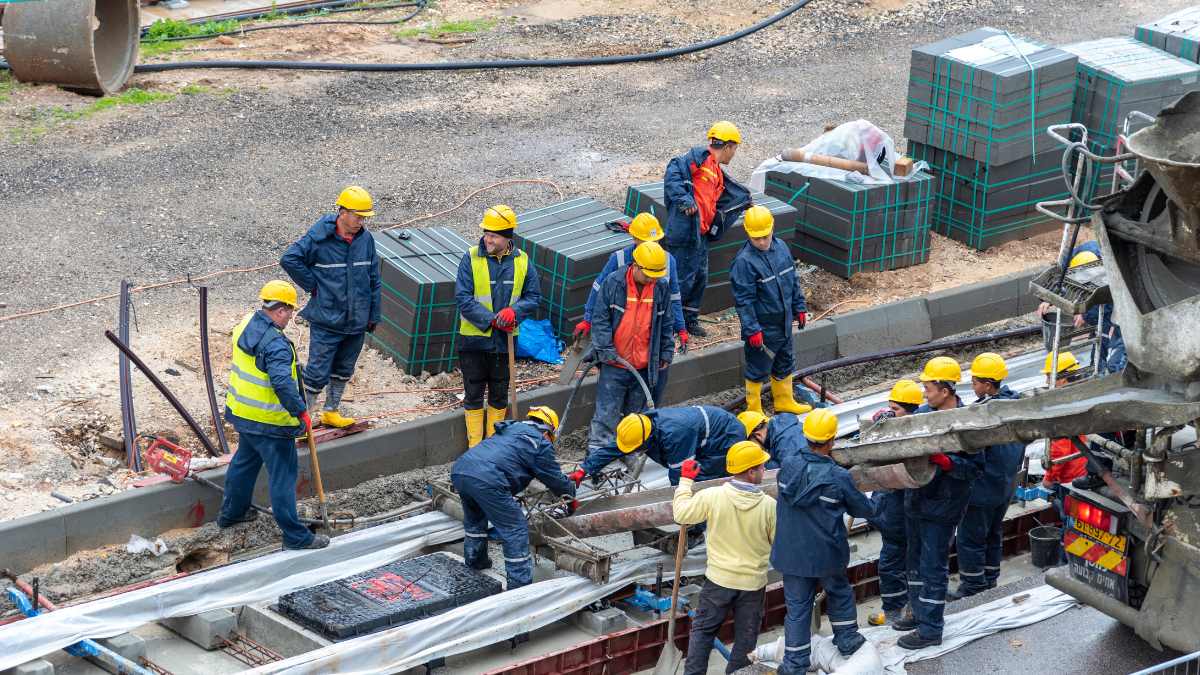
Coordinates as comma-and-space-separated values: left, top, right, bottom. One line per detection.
0, 512, 464, 671
752, 584, 1079, 674
749, 120, 930, 191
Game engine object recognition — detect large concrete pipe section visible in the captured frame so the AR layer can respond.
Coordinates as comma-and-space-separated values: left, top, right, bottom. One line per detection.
3, 0, 139, 95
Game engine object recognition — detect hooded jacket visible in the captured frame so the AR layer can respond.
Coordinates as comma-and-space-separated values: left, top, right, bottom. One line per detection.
451, 420, 576, 499
590, 268, 675, 389
673, 478, 776, 590
662, 147, 753, 250
280, 214, 380, 335
905, 398, 986, 523
771, 450, 876, 578
731, 237, 806, 341
580, 405, 742, 484
582, 243, 685, 334
763, 413, 810, 469
968, 386, 1026, 507
223, 309, 307, 438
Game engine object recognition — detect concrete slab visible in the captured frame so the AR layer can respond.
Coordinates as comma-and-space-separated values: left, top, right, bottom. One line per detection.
834, 298, 933, 357
0, 510, 67, 583
237, 604, 330, 659
925, 269, 1033, 339
571, 607, 628, 636
2, 659, 54, 675
794, 319, 838, 369
161, 609, 237, 650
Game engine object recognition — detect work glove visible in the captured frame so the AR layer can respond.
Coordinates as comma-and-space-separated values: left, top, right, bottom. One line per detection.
930, 453, 953, 471
872, 408, 896, 423
366, 322, 378, 333
299, 411, 313, 431
492, 307, 517, 332
573, 320, 591, 339
796, 311, 807, 329
747, 331, 764, 349
680, 458, 701, 480
568, 468, 586, 487
567, 499, 579, 516
678, 330, 689, 354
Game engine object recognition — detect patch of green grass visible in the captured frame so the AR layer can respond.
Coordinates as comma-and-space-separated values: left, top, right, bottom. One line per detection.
394, 17, 495, 39
140, 40, 188, 59
181, 84, 211, 96
9, 88, 176, 143
144, 17, 242, 41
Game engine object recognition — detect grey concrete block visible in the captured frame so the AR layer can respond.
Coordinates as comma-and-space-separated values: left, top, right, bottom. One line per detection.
237, 604, 330, 658
97, 633, 146, 673
0, 510, 66, 581
3, 659, 54, 675
794, 319, 838, 370
572, 607, 629, 635
162, 609, 236, 650
834, 298, 932, 357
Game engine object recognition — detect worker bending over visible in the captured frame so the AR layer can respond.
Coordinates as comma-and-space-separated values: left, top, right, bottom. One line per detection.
731, 205, 810, 415
894, 357, 984, 649
587, 241, 675, 455
450, 406, 575, 589
772, 409, 874, 674
673, 441, 776, 674
865, 379, 923, 626
219, 281, 327, 550
281, 186, 381, 429
575, 212, 687, 351
662, 121, 752, 337
737, 410, 809, 468
951, 353, 1024, 600
455, 205, 543, 447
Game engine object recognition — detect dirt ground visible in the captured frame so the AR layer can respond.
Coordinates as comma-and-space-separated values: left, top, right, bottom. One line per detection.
0, 0, 1185, 524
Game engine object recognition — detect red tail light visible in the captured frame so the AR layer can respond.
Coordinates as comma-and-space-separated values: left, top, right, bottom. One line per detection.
1064, 495, 1119, 535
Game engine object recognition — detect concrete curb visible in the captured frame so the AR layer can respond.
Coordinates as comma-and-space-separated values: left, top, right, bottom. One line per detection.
0, 267, 1042, 575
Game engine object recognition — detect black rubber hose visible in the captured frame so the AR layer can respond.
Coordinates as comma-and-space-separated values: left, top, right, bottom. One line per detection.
142, 1, 425, 42
129, 0, 813, 73
199, 287, 233, 456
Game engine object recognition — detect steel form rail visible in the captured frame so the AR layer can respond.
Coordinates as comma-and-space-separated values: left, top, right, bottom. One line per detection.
118, 280, 141, 470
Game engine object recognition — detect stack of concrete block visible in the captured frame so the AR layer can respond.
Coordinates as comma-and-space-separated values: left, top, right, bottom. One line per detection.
371, 227, 472, 375
904, 28, 1078, 249
623, 182, 798, 312
1062, 37, 1200, 200
762, 170, 935, 279
1136, 6, 1200, 63
513, 197, 633, 340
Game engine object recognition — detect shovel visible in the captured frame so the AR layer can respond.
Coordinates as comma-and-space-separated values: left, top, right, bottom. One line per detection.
558, 332, 592, 385
653, 524, 689, 675
507, 331, 519, 419
304, 423, 332, 531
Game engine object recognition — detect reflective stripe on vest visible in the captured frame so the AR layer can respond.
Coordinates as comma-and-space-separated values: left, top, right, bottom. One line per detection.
459, 246, 528, 337
226, 313, 300, 427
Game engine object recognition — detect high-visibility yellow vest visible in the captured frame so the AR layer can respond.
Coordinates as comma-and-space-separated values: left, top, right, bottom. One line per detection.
226, 313, 300, 427
459, 246, 528, 337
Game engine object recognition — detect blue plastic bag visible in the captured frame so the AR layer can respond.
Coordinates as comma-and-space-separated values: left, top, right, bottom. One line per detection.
515, 318, 564, 365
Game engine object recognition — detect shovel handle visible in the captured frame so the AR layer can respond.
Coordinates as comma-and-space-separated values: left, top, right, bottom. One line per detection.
666, 524, 688, 646
305, 429, 331, 530
507, 331, 518, 419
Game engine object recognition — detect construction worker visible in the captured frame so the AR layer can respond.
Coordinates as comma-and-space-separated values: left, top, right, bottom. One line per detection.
894, 357, 985, 649
575, 212, 687, 351
575, 405, 743, 486
218, 281, 328, 550
950, 353, 1024, 600
673, 441, 776, 674
731, 205, 810, 416
772, 409, 874, 674
662, 121, 752, 337
586, 241, 675, 456
455, 205, 543, 448
280, 186, 381, 429
1036, 243, 1125, 373
737, 410, 808, 468
450, 406, 575, 589
1040, 352, 1093, 496
865, 379, 923, 627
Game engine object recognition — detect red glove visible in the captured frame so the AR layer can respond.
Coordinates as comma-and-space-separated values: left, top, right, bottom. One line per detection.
930, 453, 953, 471
573, 320, 591, 339
680, 458, 701, 480
678, 330, 689, 348
299, 411, 313, 431
797, 311, 807, 329
567, 499, 580, 515
493, 307, 516, 331
747, 331, 764, 349
568, 469, 586, 486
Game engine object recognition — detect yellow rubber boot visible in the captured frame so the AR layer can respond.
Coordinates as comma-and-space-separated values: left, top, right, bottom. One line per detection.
485, 407, 507, 438
771, 375, 813, 414
464, 409, 485, 448
320, 410, 356, 428
744, 380, 765, 415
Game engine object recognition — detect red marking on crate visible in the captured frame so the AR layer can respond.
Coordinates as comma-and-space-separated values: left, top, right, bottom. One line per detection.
352, 572, 434, 603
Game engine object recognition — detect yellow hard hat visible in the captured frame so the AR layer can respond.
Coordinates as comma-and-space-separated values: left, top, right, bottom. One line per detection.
481, 204, 518, 233
737, 410, 770, 438
1041, 351, 1082, 375
628, 213, 664, 242
527, 406, 560, 436
1069, 251, 1100, 268
616, 413, 652, 454
260, 280, 298, 308
920, 356, 961, 383
743, 205, 774, 238
888, 379, 924, 406
632, 241, 668, 278
802, 408, 838, 443
707, 120, 742, 145
726, 440, 771, 474
335, 186, 375, 217
970, 352, 1008, 381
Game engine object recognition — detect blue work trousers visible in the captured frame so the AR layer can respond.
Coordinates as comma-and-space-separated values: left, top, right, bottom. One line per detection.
303, 324, 366, 394
587, 363, 667, 452
743, 328, 795, 382
905, 516, 956, 640
1100, 332, 1127, 373
956, 502, 1008, 593
779, 574, 863, 675
218, 432, 313, 549
672, 241, 709, 326
451, 474, 533, 590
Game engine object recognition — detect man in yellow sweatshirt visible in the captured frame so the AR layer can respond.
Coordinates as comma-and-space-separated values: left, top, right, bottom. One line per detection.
673, 440, 776, 674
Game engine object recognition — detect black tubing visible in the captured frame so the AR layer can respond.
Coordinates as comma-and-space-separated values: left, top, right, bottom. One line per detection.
117, 280, 140, 471
141, 1, 425, 42
199, 287, 232, 456
128, 0, 813, 73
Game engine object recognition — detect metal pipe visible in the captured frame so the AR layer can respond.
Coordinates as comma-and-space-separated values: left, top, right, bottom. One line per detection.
118, 280, 140, 471
199, 287, 232, 456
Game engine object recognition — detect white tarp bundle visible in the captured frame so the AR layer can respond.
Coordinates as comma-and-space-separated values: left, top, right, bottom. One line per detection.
749, 120, 929, 191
